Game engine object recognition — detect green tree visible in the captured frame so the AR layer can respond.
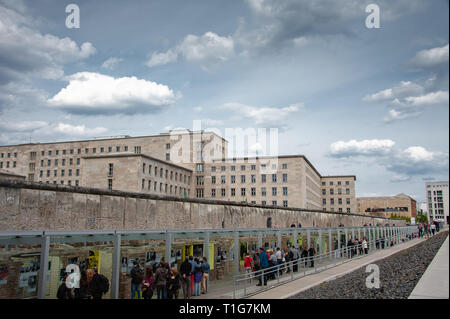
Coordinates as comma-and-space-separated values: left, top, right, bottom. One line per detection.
416, 210, 428, 223
390, 213, 411, 223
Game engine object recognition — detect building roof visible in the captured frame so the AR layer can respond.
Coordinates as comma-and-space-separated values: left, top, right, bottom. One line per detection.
0, 169, 26, 178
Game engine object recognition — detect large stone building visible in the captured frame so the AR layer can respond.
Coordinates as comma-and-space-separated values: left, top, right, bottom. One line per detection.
426, 181, 449, 224
0, 130, 357, 212
356, 193, 417, 219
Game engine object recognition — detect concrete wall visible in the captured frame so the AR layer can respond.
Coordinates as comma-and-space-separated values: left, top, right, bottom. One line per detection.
0, 180, 405, 231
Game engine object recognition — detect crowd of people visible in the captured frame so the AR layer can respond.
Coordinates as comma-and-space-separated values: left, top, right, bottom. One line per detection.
57, 267, 110, 300
418, 221, 440, 239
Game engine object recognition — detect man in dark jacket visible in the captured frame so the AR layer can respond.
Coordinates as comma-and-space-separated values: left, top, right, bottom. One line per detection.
180, 257, 192, 299
130, 261, 143, 299
308, 244, 315, 267
89, 268, 108, 300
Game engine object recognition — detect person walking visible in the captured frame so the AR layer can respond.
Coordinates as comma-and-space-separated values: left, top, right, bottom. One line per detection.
130, 261, 143, 299
155, 262, 168, 299
244, 253, 253, 283
275, 247, 283, 276
284, 250, 291, 273
291, 246, 300, 272
301, 245, 308, 267
167, 268, 181, 299
256, 248, 268, 286
180, 257, 192, 299
201, 257, 210, 294
431, 222, 436, 236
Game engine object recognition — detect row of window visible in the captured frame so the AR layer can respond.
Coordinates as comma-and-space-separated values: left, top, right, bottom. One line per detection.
32, 180, 79, 186
38, 169, 80, 178
0, 161, 16, 169
138, 178, 190, 196
34, 158, 81, 168
209, 163, 288, 172
0, 152, 17, 158
208, 187, 290, 197
322, 188, 351, 195
141, 163, 191, 184
325, 207, 351, 213
27, 145, 143, 159
200, 173, 288, 185
322, 181, 351, 186
323, 198, 352, 205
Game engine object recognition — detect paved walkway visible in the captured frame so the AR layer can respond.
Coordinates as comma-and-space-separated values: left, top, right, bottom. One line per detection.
248, 236, 428, 299
409, 235, 449, 299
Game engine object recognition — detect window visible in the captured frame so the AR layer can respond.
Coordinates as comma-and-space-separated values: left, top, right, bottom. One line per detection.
283, 187, 288, 196
338, 198, 342, 205
272, 187, 277, 196
69, 158, 73, 165
75, 180, 79, 186
39, 170, 43, 178
323, 199, 326, 205
166, 153, 170, 161
338, 181, 341, 185
221, 166, 226, 172
134, 146, 141, 154
211, 176, 216, 184
124, 146, 128, 151
116, 146, 120, 152
221, 188, 226, 197
251, 175, 256, 183
142, 179, 145, 189
231, 175, 236, 184
322, 182, 325, 186
29, 163, 35, 170
330, 198, 335, 205
261, 174, 266, 183
100, 147, 104, 153
54, 170, 57, 177
77, 158, 80, 165
61, 170, 65, 177
109, 163, 114, 176
241, 165, 246, 171
345, 181, 350, 185
30, 151, 36, 160
261, 187, 266, 196
68, 169, 72, 176
272, 164, 277, 170
93, 148, 96, 154
108, 147, 112, 152
62, 159, 65, 166
330, 189, 334, 195
330, 181, 334, 186
338, 208, 343, 213
231, 166, 236, 171
338, 188, 342, 195
76, 169, 79, 176
282, 173, 287, 182
211, 166, 216, 172
166, 143, 170, 149
272, 200, 277, 206
241, 175, 246, 183
272, 174, 277, 183
262, 201, 266, 206
282, 163, 287, 169
347, 208, 351, 213
28, 174, 34, 181
283, 200, 288, 208
46, 170, 50, 177
241, 188, 246, 196
251, 187, 256, 196
196, 176, 204, 185
108, 179, 113, 190
196, 189, 204, 198
211, 189, 216, 197
231, 188, 236, 196
221, 176, 226, 184
85, 148, 89, 154
251, 165, 256, 170
165, 170, 168, 178
196, 164, 204, 172
160, 168, 163, 177
346, 188, 350, 195
346, 198, 350, 205
13, 161, 16, 168
55, 150, 59, 156
322, 189, 326, 195
40, 160, 44, 167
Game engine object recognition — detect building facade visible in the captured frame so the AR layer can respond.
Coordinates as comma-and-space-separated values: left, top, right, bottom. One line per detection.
0, 131, 357, 212
426, 181, 449, 224
356, 193, 417, 219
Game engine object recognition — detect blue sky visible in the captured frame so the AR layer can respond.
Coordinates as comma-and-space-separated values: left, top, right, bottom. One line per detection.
0, 0, 448, 202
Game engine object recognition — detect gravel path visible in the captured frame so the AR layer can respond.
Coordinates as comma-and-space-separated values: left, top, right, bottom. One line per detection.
290, 230, 449, 299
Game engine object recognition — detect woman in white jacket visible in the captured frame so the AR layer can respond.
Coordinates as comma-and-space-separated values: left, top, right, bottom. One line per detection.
362, 237, 368, 255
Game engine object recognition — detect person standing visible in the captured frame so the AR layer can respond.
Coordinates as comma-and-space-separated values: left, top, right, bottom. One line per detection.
155, 262, 168, 299
256, 248, 268, 286
431, 222, 436, 236
89, 268, 109, 300
308, 244, 315, 268
180, 257, 192, 299
188, 256, 195, 297
142, 268, 154, 299
362, 237, 368, 255
201, 257, 210, 294
193, 262, 203, 296
244, 253, 253, 283
275, 247, 283, 276
130, 261, 143, 299
301, 245, 308, 267
57, 273, 74, 299
291, 246, 300, 272
167, 268, 181, 299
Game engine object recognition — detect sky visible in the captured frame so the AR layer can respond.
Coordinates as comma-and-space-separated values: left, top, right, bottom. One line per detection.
0, 0, 448, 202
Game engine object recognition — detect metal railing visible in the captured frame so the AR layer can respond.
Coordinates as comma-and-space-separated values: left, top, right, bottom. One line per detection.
232, 226, 419, 298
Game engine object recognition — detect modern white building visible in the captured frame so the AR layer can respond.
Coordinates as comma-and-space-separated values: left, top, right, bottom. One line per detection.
425, 181, 449, 224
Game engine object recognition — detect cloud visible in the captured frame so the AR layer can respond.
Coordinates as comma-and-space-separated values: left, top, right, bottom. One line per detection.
404, 91, 449, 107
383, 109, 421, 123
101, 57, 123, 70
0, 121, 108, 145
220, 102, 302, 126
146, 49, 178, 67
363, 81, 424, 103
47, 72, 176, 115
390, 174, 411, 183
330, 139, 396, 158
386, 146, 448, 176
146, 32, 234, 69
410, 44, 449, 68
0, 3, 96, 84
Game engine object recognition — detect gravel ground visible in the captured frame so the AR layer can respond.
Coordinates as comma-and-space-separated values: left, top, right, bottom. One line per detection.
290, 231, 449, 299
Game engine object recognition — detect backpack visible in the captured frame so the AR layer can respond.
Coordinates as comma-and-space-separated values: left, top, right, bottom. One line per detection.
96, 274, 110, 294
134, 268, 144, 283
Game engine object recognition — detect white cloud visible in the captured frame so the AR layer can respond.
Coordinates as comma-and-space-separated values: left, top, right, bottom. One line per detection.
146, 32, 234, 69
404, 91, 449, 106
402, 146, 434, 162
383, 109, 421, 123
220, 102, 302, 125
0, 3, 96, 83
146, 49, 178, 67
48, 72, 176, 115
0, 120, 47, 132
101, 57, 123, 70
330, 139, 396, 157
363, 81, 424, 103
411, 44, 449, 68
